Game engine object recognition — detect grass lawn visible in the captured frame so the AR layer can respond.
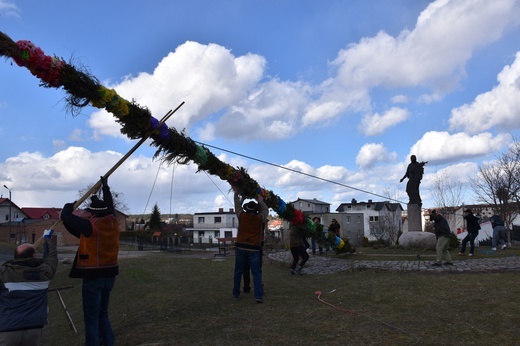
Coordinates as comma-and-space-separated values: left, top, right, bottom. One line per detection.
33, 245, 520, 346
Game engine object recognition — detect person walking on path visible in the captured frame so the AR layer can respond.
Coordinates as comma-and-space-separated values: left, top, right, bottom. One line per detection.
61, 176, 120, 346
458, 209, 481, 256
289, 224, 310, 275
489, 214, 507, 251
431, 210, 453, 267
232, 188, 268, 303
0, 230, 57, 346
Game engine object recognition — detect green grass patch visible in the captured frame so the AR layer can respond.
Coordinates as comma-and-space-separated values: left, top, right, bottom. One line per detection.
32, 247, 520, 345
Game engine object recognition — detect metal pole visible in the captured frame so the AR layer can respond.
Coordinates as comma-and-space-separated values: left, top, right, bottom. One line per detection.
3, 185, 11, 242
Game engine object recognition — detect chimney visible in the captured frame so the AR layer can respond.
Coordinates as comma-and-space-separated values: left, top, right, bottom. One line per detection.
219, 208, 224, 213
229, 208, 234, 213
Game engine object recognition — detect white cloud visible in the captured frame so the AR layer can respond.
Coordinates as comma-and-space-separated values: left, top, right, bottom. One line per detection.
449, 51, 520, 133
409, 131, 512, 164
0, 0, 20, 18
359, 107, 410, 136
391, 94, 408, 104
356, 143, 399, 169
306, 0, 520, 125
88, 41, 267, 140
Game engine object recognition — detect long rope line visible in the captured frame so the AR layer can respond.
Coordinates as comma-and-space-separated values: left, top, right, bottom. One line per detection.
142, 161, 164, 215
204, 171, 234, 208
314, 291, 420, 345
194, 141, 408, 206
169, 163, 176, 217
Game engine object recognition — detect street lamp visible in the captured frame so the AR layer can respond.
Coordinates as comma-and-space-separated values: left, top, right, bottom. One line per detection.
3, 185, 12, 239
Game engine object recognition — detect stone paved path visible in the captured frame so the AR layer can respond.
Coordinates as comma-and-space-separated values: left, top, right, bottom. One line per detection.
267, 250, 520, 274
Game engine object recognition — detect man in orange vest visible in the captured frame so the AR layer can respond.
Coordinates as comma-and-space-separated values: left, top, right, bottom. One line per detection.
61, 176, 119, 346
232, 187, 268, 303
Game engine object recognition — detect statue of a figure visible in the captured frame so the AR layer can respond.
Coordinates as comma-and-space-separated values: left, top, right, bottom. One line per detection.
399, 155, 427, 206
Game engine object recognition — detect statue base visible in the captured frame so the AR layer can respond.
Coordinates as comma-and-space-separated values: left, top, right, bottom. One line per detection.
399, 203, 435, 249
399, 231, 436, 249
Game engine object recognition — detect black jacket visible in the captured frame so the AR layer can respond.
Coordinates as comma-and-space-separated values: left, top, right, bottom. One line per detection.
464, 213, 481, 234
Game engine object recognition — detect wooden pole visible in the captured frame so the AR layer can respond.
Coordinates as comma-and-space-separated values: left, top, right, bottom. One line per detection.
34, 101, 185, 248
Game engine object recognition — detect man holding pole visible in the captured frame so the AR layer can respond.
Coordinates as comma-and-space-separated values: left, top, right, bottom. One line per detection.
61, 176, 119, 346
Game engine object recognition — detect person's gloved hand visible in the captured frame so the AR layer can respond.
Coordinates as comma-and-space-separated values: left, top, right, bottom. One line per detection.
100, 176, 108, 187
43, 229, 54, 239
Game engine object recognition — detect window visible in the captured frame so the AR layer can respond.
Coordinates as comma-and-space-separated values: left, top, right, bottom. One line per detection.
346, 216, 351, 224
214, 231, 220, 238
369, 216, 379, 222
358, 216, 361, 223
214, 217, 222, 223
199, 231, 205, 237
198, 217, 205, 223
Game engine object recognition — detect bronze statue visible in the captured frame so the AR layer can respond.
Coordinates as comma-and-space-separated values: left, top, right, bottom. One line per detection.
400, 155, 427, 206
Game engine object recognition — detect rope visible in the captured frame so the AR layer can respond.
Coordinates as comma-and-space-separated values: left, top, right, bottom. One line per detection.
204, 171, 234, 208
142, 161, 164, 215
314, 291, 420, 345
194, 140, 410, 206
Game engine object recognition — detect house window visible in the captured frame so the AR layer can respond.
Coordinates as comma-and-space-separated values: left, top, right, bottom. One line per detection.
369, 216, 379, 222
215, 217, 222, 223
346, 216, 351, 224
198, 217, 205, 223
199, 231, 205, 237
358, 216, 361, 223
44, 214, 50, 220
214, 231, 220, 238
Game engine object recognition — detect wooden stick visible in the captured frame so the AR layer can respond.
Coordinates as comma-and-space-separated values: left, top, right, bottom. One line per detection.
55, 289, 78, 335
34, 102, 185, 247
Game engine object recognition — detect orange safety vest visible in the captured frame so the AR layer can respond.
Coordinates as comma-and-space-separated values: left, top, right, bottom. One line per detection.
77, 215, 119, 269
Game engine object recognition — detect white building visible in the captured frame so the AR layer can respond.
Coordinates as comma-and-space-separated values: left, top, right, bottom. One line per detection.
187, 208, 238, 244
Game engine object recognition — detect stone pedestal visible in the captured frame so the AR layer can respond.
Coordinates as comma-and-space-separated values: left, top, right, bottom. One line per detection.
407, 203, 422, 232
399, 203, 436, 249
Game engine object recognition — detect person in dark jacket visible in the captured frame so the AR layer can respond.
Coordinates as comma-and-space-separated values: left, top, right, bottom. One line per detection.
289, 223, 310, 275
61, 176, 119, 346
232, 187, 268, 303
0, 230, 57, 345
489, 214, 507, 251
430, 210, 453, 267
458, 209, 481, 256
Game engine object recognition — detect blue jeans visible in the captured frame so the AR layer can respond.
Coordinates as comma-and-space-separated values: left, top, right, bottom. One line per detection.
233, 249, 262, 300
82, 277, 116, 346
492, 226, 507, 248
460, 232, 478, 254
311, 237, 323, 254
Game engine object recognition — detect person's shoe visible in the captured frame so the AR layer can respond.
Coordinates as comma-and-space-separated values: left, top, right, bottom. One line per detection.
468, 253, 473, 257
255, 298, 263, 303
233, 295, 239, 300
431, 262, 442, 267
458, 252, 465, 256
290, 269, 296, 275
501, 244, 507, 250
491, 247, 497, 251
443, 262, 454, 266
243, 286, 251, 294
296, 267, 304, 275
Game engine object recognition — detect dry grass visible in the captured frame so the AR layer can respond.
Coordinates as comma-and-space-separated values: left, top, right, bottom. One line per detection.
34, 247, 520, 345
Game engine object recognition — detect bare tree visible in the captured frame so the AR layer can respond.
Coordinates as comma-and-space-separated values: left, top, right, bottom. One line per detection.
470, 137, 520, 242
77, 183, 130, 214
431, 171, 466, 208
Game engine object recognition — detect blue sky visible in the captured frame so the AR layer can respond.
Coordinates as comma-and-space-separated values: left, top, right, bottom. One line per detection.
1, 0, 520, 215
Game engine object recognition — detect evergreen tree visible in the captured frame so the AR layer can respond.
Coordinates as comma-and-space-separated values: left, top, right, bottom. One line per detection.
148, 203, 162, 231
